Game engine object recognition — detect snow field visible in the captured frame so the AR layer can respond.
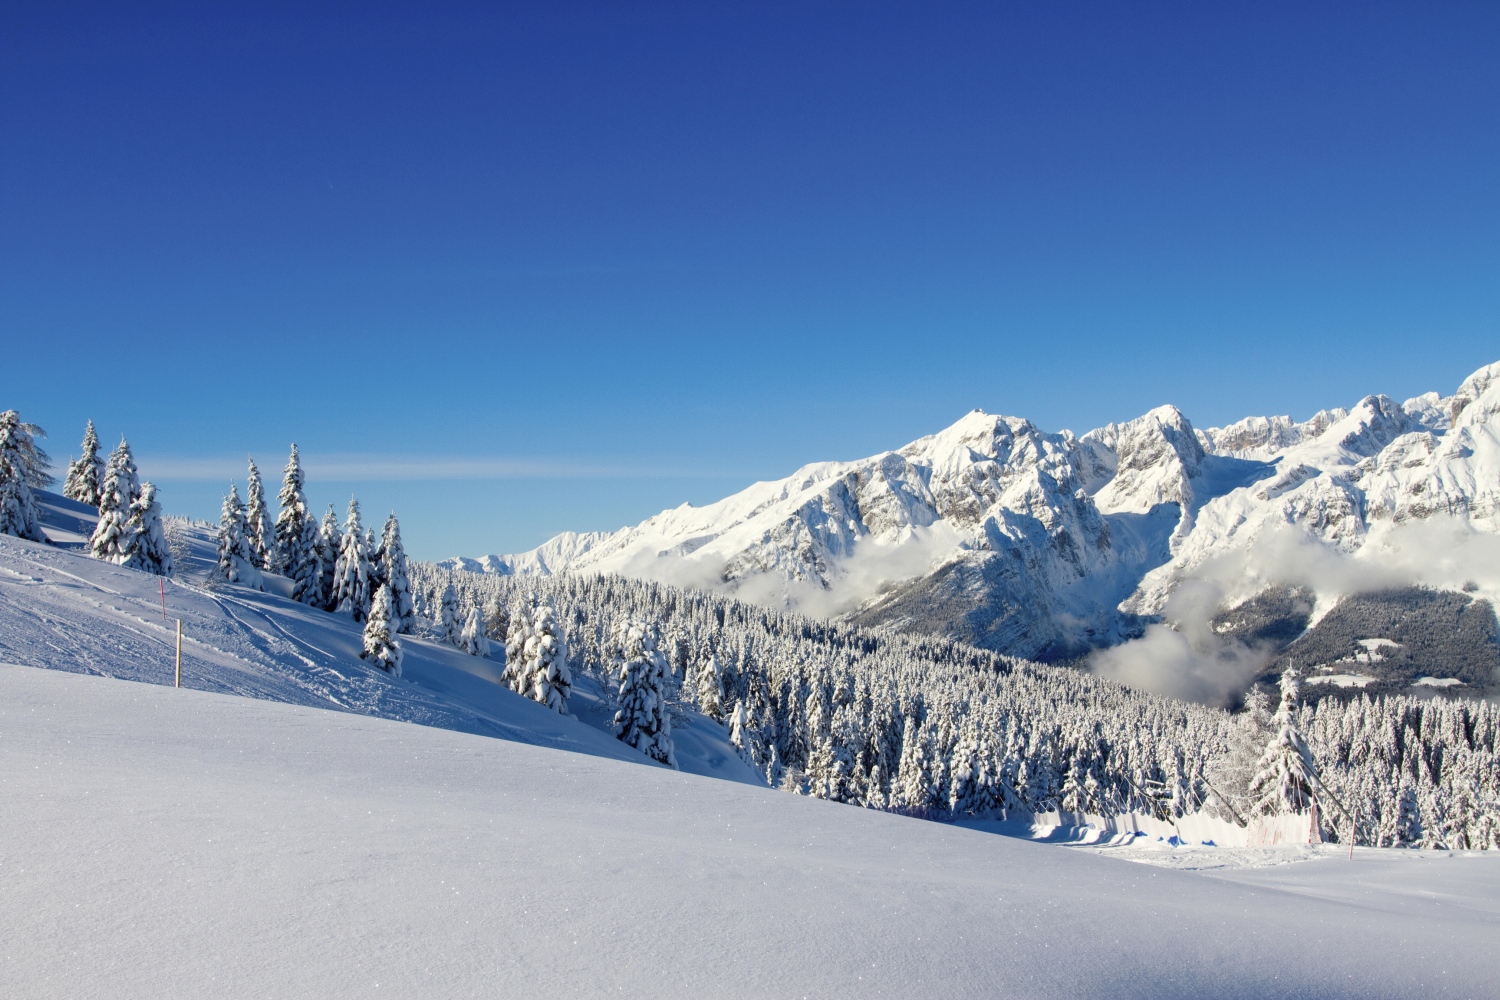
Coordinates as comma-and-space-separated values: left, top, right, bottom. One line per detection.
5, 664, 1499, 999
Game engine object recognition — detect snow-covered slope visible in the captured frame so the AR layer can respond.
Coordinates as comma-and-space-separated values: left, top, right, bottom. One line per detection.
452, 359, 1500, 666
0, 523, 763, 788
6, 662, 1498, 999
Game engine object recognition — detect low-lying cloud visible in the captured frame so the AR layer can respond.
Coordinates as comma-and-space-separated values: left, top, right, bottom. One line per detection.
1090, 515, 1500, 706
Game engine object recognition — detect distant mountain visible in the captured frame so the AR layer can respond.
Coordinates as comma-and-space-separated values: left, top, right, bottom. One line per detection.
447, 361, 1500, 675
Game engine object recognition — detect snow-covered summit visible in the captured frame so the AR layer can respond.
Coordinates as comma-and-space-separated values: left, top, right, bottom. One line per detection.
454, 361, 1500, 664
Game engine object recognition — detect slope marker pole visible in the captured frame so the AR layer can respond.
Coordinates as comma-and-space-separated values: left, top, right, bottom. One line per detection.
160, 577, 167, 619
175, 619, 183, 688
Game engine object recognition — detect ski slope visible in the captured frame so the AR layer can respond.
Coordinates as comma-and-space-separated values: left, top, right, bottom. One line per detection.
0, 522, 762, 788
4, 663, 1498, 999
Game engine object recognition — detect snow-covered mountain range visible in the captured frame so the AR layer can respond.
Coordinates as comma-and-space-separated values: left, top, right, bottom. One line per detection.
448, 361, 1500, 665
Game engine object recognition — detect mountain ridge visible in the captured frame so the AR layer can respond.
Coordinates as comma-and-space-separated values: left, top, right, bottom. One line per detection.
445, 361, 1500, 671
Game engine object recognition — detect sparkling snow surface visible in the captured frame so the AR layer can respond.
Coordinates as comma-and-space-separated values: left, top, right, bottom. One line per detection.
5, 664, 1499, 999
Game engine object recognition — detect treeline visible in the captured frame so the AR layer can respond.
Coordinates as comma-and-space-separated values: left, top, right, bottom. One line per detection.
407, 562, 1500, 849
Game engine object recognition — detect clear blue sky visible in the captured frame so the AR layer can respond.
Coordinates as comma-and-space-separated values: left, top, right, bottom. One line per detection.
4, 2, 1497, 560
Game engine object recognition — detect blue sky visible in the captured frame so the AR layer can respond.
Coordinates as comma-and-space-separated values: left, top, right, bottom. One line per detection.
3, 2, 1497, 559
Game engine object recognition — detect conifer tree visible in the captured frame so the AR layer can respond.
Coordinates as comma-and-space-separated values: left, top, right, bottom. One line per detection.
437, 582, 461, 644
244, 458, 275, 571
728, 699, 754, 765
460, 605, 489, 656
379, 513, 415, 633
90, 438, 141, 562
696, 648, 724, 720
62, 420, 103, 506
0, 411, 51, 543
613, 620, 675, 766
216, 484, 262, 587
1248, 666, 1320, 817
273, 445, 314, 589
332, 497, 371, 621
361, 584, 403, 677
504, 594, 572, 713
124, 482, 173, 576
315, 505, 339, 610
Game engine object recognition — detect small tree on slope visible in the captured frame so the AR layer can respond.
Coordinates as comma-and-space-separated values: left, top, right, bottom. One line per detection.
1247, 666, 1320, 817
459, 604, 489, 656
506, 594, 572, 713
0, 411, 53, 543
362, 584, 403, 677
244, 458, 275, 571
62, 420, 103, 506
216, 484, 262, 588
315, 505, 339, 610
614, 620, 675, 767
124, 482, 172, 576
437, 581, 461, 645
696, 647, 724, 720
379, 513, 415, 634
90, 438, 142, 563
273, 445, 315, 591
332, 497, 371, 621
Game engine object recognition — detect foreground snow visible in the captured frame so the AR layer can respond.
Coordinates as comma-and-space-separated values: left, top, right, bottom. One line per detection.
4, 664, 1498, 999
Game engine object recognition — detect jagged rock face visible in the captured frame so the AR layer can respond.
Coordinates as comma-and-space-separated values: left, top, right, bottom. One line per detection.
448, 361, 1500, 665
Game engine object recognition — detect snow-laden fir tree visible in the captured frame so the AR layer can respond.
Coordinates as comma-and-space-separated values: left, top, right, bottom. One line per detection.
483, 595, 509, 643
437, 581, 461, 645
379, 513, 415, 634
315, 505, 339, 611
695, 647, 724, 720
365, 527, 383, 596
459, 604, 490, 656
62, 420, 103, 506
243, 458, 275, 571
123, 482, 172, 576
0, 411, 52, 543
89, 438, 141, 562
361, 584, 403, 677
728, 699, 754, 765
273, 445, 318, 596
1247, 666, 1320, 817
216, 484, 263, 588
613, 619, 675, 767
505, 595, 572, 713
332, 497, 371, 621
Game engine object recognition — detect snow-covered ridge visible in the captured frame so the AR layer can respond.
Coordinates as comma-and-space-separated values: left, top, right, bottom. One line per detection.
450, 361, 1500, 666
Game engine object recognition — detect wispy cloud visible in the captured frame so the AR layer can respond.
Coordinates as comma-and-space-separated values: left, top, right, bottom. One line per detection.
136, 454, 739, 482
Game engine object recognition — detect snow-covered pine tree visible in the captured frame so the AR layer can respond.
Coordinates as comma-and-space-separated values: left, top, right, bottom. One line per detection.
437, 582, 461, 645
728, 699, 754, 765
695, 647, 724, 720
124, 482, 173, 576
244, 458, 275, 571
273, 445, 313, 587
361, 584, 403, 677
484, 595, 509, 643
62, 420, 103, 506
332, 497, 371, 621
0, 411, 52, 543
504, 595, 572, 713
379, 513, 415, 634
89, 438, 142, 562
459, 604, 489, 656
613, 620, 675, 767
1247, 666, 1320, 817
365, 527, 383, 596
315, 505, 339, 610
216, 484, 263, 588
